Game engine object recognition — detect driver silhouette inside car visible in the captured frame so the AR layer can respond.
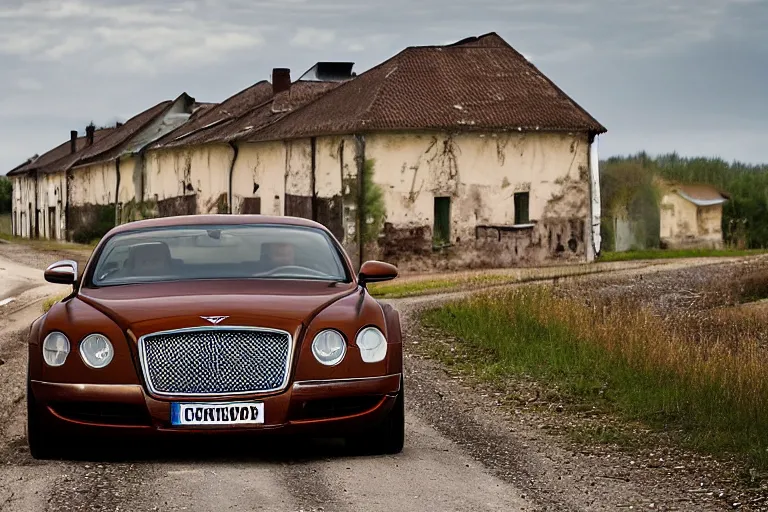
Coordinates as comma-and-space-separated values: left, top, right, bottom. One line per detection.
259, 242, 296, 272
124, 242, 173, 277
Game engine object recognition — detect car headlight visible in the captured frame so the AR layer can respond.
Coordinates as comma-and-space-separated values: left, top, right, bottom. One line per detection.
79, 334, 114, 369
356, 327, 387, 363
42, 332, 70, 367
311, 329, 346, 366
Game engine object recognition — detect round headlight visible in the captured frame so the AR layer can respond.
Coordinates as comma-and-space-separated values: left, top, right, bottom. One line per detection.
356, 327, 387, 363
311, 329, 346, 366
42, 332, 70, 367
79, 334, 114, 369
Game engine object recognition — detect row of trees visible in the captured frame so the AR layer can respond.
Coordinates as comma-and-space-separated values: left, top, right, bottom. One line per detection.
600, 152, 768, 251
0, 176, 11, 214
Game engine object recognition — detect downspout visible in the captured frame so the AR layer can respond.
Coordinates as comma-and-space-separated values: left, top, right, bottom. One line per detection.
310, 137, 317, 220
228, 142, 239, 214
114, 157, 120, 226
587, 132, 601, 260
137, 148, 146, 212
354, 134, 366, 270
34, 170, 39, 239
65, 167, 71, 242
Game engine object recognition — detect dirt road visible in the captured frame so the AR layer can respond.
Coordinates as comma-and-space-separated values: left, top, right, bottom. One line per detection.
0, 248, 752, 511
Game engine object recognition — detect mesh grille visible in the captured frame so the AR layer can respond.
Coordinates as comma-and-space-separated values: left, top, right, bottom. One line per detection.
140, 328, 291, 395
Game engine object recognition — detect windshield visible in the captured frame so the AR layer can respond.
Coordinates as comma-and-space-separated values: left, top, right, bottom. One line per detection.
89, 224, 349, 286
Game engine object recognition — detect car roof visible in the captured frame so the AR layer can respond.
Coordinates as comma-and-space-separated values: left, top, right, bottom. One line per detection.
107, 214, 331, 236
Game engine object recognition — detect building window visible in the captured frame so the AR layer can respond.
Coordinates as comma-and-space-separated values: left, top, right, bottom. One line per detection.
514, 192, 529, 225
433, 197, 451, 245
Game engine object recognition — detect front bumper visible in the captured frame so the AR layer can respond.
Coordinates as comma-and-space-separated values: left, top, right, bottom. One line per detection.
30, 374, 401, 437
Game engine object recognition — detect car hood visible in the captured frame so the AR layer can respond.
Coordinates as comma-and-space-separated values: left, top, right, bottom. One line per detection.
78, 279, 359, 338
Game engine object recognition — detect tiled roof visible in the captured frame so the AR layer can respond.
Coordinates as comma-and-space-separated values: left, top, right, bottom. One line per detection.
151, 81, 273, 149
675, 184, 729, 205
199, 81, 342, 144
7, 128, 116, 176
244, 32, 606, 142
75, 100, 174, 165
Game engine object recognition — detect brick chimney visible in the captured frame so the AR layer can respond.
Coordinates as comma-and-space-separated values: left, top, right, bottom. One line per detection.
85, 125, 95, 146
70, 130, 78, 154
272, 68, 291, 95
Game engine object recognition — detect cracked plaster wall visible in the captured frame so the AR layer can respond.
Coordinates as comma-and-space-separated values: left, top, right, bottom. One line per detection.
364, 131, 592, 271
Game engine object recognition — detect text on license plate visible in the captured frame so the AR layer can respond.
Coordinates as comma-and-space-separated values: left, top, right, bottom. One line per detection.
170, 402, 264, 426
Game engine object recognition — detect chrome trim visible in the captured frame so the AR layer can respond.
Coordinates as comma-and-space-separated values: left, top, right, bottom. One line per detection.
293, 373, 402, 389
200, 315, 229, 325
137, 325, 295, 398
46, 259, 78, 275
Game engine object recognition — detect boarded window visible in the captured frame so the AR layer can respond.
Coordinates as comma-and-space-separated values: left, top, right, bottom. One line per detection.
240, 197, 262, 214
284, 194, 312, 219
433, 197, 451, 244
514, 192, 529, 225
48, 207, 56, 240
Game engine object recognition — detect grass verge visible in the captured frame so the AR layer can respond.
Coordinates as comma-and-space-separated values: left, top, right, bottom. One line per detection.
368, 263, 629, 299
598, 248, 766, 262
42, 294, 67, 313
421, 287, 768, 470
0, 233, 98, 252
0, 213, 11, 236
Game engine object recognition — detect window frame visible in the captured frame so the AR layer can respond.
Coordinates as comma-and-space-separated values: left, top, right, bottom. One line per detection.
513, 191, 530, 226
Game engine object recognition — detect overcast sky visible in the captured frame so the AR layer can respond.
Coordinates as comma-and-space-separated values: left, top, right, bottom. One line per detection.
1, 0, 766, 174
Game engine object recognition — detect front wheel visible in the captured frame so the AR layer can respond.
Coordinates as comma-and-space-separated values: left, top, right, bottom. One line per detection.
347, 378, 405, 455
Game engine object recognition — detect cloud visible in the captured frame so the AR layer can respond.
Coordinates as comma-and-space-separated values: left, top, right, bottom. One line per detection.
15, 78, 43, 92
290, 28, 336, 48
43, 35, 90, 59
0, 32, 49, 56
93, 49, 157, 76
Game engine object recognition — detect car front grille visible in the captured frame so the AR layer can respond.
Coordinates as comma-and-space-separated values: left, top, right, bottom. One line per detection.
138, 327, 293, 396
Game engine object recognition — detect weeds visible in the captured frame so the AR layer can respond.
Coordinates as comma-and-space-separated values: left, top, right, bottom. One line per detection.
422, 287, 768, 469
42, 294, 67, 313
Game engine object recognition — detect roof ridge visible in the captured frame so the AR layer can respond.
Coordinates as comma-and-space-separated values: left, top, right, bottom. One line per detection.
150, 81, 273, 149
73, 99, 174, 167
503, 45, 606, 133
358, 54, 412, 127
237, 47, 411, 143
197, 94, 280, 143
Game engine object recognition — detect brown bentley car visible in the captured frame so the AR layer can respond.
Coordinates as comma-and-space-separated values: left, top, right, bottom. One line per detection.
28, 215, 404, 458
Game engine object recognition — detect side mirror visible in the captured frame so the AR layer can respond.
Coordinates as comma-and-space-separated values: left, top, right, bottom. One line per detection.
44, 260, 78, 287
358, 260, 398, 287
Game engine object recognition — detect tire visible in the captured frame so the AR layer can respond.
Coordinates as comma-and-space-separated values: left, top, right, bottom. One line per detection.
347, 377, 405, 455
26, 380, 59, 460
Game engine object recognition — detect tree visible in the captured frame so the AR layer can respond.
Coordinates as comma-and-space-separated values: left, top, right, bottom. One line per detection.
0, 176, 11, 214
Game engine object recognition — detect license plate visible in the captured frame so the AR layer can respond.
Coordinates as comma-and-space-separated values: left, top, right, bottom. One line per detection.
170, 401, 264, 426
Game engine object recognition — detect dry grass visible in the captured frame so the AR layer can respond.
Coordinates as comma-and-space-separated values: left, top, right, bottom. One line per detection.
0, 233, 97, 253
368, 263, 639, 298
423, 285, 768, 469
42, 294, 67, 313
